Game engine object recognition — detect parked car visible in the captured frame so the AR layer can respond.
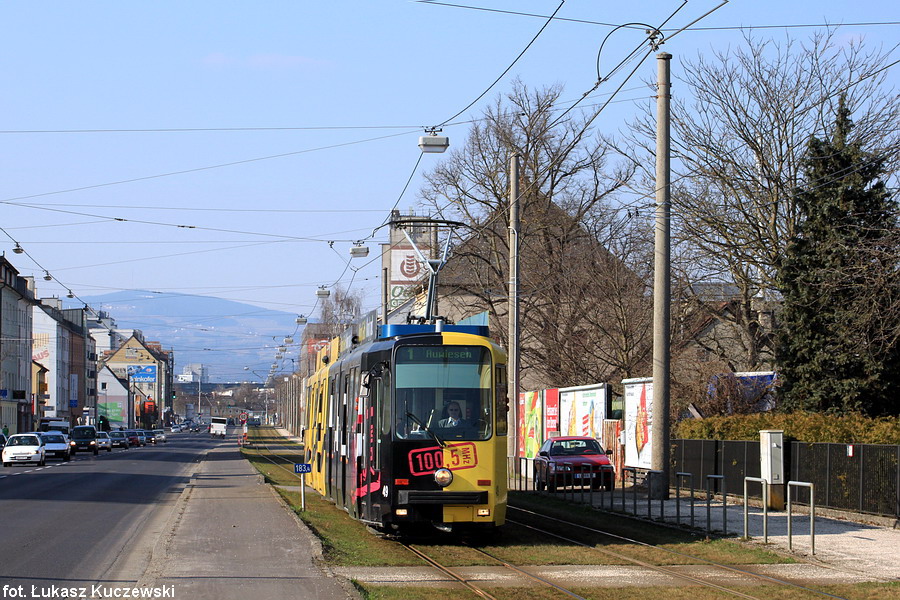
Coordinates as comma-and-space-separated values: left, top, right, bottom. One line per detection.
109, 430, 130, 449
123, 430, 142, 447
152, 429, 167, 444
534, 436, 616, 492
70, 425, 99, 455
38, 432, 71, 461
96, 431, 113, 452
2, 433, 46, 467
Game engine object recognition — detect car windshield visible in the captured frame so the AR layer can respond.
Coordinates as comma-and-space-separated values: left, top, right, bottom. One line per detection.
9, 436, 40, 446
153, 430, 163, 434
549, 439, 604, 456
72, 429, 95, 439
43, 435, 65, 443
110, 432, 124, 438
98, 433, 109, 438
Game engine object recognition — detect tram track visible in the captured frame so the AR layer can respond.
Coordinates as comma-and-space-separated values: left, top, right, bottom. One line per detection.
507, 505, 849, 600
248, 431, 854, 599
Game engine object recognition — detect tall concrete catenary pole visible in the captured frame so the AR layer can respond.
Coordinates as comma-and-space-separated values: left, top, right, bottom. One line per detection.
507, 153, 521, 463
651, 52, 672, 500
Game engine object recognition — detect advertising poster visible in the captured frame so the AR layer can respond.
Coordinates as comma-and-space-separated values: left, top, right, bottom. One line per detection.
518, 390, 542, 458
99, 401, 126, 426
389, 247, 429, 309
544, 388, 559, 438
558, 384, 607, 441
623, 377, 653, 469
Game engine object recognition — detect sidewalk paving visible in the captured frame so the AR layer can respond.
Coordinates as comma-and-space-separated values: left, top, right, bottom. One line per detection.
137, 442, 353, 600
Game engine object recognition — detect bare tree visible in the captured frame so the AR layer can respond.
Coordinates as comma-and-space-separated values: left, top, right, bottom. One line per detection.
620, 30, 900, 375
318, 284, 364, 339
420, 81, 650, 389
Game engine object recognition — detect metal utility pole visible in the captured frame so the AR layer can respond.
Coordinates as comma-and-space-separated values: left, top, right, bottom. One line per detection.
507, 154, 521, 462
651, 52, 672, 500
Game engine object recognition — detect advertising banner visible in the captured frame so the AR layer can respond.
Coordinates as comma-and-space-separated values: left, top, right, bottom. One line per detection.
518, 390, 542, 459
623, 377, 653, 469
389, 247, 429, 309
544, 388, 559, 438
98, 401, 125, 425
558, 384, 607, 442
127, 365, 157, 382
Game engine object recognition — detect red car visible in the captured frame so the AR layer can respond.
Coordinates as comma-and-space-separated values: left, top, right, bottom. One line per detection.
534, 436, 615, 492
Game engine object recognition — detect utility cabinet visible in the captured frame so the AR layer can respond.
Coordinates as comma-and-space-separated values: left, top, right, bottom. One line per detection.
760, 429, 785, 509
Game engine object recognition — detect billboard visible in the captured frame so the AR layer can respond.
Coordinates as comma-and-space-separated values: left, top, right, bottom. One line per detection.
389, 247, 429, 309
558, 384, 607, 443
517, 390, 542, 458
127, 365, 157, 382
623, 377, 653, 469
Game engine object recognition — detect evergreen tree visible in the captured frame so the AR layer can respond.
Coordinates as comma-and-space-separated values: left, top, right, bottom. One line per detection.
777, 98, 899, 415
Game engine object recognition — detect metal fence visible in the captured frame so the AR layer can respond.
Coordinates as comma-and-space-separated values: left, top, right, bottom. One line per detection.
789, 442, 900, 516
671, 439, 900, 518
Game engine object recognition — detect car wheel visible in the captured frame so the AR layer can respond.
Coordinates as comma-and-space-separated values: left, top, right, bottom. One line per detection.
547, 479, 557, 493
64, 453, 70, 461
38, 457, 46, 466
3, 462, 9, 467
107, 447, 112, 453
93, 448, 99, 456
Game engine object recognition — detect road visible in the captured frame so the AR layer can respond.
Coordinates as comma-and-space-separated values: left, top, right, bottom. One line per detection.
0, 433, 216, 595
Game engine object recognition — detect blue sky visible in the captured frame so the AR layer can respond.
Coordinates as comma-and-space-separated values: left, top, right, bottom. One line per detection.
1, 1, 897, 373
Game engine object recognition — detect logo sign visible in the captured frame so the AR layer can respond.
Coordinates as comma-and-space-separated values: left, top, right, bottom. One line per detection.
408, 442, 478, 476
240, 412, 249, 423
127, 365, 157, 382
294, 463, 312, 474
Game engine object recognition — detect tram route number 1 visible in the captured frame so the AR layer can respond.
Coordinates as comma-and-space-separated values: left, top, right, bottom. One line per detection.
408, 442, 478, 476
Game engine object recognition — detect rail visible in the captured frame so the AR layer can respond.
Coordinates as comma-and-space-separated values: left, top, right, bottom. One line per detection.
787, 480, 816, 554
742, 477, 769, 543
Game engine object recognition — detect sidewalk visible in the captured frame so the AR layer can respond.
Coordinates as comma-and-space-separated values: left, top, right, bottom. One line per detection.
137, 442, 353, 600
535, 485, 900, 581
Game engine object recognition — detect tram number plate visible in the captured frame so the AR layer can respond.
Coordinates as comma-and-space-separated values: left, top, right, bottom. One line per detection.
408, 443, 478, 476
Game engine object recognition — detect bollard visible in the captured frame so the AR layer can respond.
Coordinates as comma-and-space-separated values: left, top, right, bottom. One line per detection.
675, 472, 694, 528
743, 477, 769, 543
787, 481, 816, 555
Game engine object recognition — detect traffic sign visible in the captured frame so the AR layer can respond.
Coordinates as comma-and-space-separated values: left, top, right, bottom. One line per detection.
294, 463, 312, 474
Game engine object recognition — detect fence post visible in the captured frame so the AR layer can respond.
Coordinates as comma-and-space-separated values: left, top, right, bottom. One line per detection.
623, 467, 638, 515
706, 474, 724, 535
676, 472, 694, 528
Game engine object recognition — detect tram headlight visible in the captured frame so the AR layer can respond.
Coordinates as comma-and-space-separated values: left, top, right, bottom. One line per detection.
434, 468, 453, 487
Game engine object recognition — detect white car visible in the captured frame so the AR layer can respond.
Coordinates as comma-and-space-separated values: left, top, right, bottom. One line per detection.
152, 429, 167, 444
96, 431, 113, 452
2, 433, 46, 467
38, 432, 72, 461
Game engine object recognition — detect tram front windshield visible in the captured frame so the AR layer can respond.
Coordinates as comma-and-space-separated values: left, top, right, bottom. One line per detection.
394, 345, 493, 441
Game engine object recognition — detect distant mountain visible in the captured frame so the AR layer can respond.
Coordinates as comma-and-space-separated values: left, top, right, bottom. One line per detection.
71, 291, 305, 383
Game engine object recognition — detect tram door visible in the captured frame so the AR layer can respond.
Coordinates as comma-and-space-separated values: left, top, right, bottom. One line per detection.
359, 367, 388, 524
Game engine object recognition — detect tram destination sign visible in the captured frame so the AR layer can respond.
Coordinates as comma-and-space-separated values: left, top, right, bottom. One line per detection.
400, 346, 481, 363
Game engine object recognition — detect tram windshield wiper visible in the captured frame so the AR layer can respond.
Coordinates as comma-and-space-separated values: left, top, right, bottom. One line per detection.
406, 412, 445, 447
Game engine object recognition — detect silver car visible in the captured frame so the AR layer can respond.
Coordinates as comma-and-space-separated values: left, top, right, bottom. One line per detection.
38, 432, 71, 461
96, 431, 113, 452
152, 429, 167, 444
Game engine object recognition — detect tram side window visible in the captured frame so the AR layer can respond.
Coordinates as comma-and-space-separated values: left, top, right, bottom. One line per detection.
496, 365, 508, 436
